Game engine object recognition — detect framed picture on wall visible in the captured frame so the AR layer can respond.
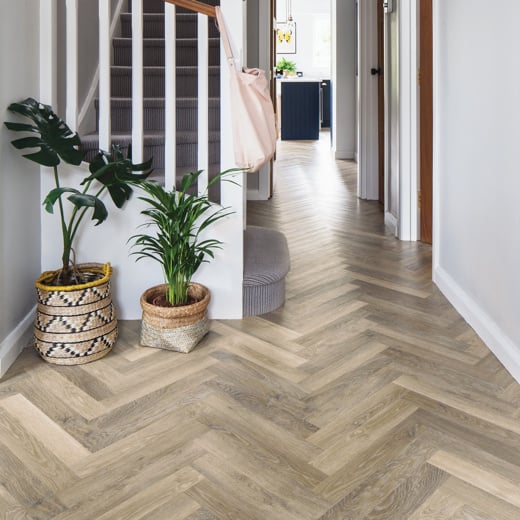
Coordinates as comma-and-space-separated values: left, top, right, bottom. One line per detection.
276, 22, 296, 54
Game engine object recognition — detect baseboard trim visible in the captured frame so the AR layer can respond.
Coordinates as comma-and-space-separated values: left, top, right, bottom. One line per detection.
247, 189, 269, 201
384, 212, 398, 237
434, 266, 520, 384
0, 307, 35, 378
334, 150, 355, 160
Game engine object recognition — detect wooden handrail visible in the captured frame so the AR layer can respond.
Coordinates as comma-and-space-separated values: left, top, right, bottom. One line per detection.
163, 0, 216, 18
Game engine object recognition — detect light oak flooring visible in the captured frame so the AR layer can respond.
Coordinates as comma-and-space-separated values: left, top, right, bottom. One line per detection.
2, 133, 520, 519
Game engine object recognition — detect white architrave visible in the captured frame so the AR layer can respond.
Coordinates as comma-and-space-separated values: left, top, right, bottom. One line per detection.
397, 0, 419, 241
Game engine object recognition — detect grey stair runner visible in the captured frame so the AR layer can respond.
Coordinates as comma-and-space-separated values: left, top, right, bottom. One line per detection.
80, 0, 290, 316
80, 0, 221, 198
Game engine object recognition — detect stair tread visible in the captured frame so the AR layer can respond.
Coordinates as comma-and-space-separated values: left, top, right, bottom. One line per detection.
102, 97, 220, 103
120, 12, 203, 19
113, 37, 220, 44
82, 130, 221, 143
111, 65, 220, 72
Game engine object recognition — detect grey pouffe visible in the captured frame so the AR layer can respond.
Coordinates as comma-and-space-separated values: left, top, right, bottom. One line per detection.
243, 226, 290, 316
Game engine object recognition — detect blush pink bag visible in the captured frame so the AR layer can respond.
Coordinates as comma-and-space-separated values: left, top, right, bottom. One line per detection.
215, 7, 277, 172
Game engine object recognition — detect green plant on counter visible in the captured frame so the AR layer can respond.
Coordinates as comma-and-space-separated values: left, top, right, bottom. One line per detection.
276, 57, 297, 74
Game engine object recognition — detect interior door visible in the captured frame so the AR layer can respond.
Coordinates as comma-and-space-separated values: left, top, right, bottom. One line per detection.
419, 0, 433, 243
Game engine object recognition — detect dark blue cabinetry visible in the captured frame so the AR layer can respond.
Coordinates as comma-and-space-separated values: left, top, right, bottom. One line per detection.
281, 81, 320, 140
321, 79, 331, 128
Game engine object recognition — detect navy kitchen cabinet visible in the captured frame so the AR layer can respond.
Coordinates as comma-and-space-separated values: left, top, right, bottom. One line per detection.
281, 81, 320, 140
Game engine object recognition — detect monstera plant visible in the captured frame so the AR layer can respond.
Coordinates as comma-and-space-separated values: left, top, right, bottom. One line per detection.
4, 97, 152, 365
5, 97, 152, 285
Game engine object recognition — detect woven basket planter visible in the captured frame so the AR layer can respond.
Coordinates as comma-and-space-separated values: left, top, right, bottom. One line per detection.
140, 283, 210, 353
34, 263, 117, 365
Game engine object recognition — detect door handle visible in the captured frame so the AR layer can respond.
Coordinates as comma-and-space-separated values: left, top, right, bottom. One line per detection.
371, 67, 381, 76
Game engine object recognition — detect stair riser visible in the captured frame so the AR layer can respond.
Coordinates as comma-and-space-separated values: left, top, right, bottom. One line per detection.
111, 71, 220, 98
121, 15, 220, 39
95, 104, 220, 132
82, 140, 220, 169
113, 40, 220, 67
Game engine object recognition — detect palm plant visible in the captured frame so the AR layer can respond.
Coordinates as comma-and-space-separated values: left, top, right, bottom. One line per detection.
129, 171, 234, 306
4, 98, 152, 284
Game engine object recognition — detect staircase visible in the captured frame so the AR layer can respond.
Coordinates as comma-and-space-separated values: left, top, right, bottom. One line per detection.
81, 0, 222, 197
48, 0, 289, 318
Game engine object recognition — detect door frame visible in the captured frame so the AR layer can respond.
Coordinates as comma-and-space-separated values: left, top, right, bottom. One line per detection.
419, 0, 433, 243
358, 0, 419, 241
246, 0, 272, 201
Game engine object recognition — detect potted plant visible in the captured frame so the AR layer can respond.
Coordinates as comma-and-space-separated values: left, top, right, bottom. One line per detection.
129, 170, 233, 353
4, 98, 151, 365
276, 57, 297, 77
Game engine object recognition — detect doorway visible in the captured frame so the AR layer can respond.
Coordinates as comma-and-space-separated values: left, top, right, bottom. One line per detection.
274, 0, 334, 146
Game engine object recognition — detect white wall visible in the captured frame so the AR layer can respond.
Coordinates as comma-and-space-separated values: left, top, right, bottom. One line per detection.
433, 0, 520, 382
331, 0, 357, 160
0, 0, 41, 377
276, 0, 331, 80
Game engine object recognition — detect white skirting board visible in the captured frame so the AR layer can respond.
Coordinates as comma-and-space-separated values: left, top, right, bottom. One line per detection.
0, 307, 35, 378
334, 150, 355, 160
384, 211, 398, 237
434, 266, 520, 384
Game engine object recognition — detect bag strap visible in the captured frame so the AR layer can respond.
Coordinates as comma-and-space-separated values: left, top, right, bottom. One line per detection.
215, 6, 236, 68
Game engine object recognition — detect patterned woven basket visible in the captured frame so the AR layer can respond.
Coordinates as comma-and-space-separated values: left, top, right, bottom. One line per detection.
140, 283, 210, 353
34, 263, 117, 365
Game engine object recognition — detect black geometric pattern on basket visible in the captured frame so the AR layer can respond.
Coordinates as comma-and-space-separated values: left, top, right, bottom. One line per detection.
34, 325, 118, 359
36, 282, 111, 307
35, 302, 115, 333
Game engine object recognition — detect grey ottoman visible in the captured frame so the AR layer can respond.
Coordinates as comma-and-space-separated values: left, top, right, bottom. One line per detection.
243, 226, 290, 316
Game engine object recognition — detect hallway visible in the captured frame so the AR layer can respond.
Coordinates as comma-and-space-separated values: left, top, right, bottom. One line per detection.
1, 135, 520, 518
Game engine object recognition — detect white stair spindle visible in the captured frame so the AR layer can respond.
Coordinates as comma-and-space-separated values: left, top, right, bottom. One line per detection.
165, 2, 177, 190
132, 0, 144, 163
197, 13, 209, 195
39, 0, 57, 108
65, 0, 78, 130
99, 0, 111, 151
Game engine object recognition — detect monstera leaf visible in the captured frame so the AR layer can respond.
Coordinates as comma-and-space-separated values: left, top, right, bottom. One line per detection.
4, 98, 84, 167
85, 145, 153, 208
43, 188, 108, 225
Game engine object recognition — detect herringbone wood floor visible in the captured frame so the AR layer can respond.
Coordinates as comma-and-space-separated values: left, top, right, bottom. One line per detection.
2, 133, 520, 519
